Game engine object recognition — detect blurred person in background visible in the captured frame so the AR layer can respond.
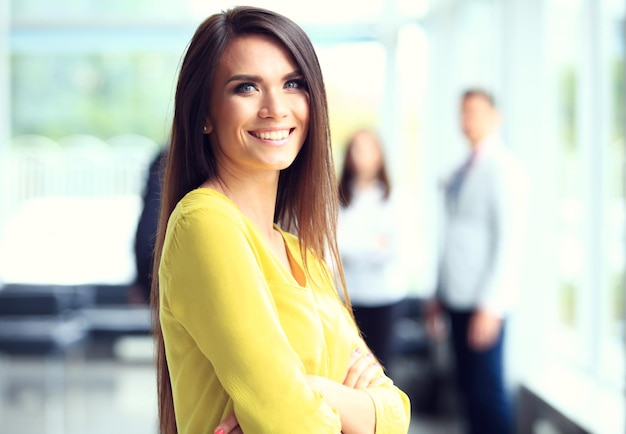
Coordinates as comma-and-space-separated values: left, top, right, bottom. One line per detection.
150, 7, 410, 434
128, 147, 168, 304
426, 88, 528, 434
337, 129, 408, 367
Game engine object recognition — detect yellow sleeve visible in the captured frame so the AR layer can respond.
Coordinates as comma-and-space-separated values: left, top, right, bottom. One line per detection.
337, 303, 412, 433
160, 203, 341, 433
365, 385, 411, 434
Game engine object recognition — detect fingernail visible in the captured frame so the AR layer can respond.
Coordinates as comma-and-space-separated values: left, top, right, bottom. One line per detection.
215, 429, 225, 434
354, 348, 361, 354
366, 353, 373, 358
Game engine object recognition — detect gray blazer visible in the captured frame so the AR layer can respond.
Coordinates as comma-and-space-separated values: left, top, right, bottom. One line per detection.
437, 137, 528, 315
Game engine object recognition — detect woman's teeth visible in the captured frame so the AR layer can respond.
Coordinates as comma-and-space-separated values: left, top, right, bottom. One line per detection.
253, 130, 290, 140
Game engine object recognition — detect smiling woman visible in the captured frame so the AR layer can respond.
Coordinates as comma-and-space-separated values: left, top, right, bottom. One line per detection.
151, 6, 410, 434
203, 34, 310, 176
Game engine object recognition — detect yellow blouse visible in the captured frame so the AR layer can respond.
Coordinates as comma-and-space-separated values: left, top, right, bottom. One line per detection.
159, 188, 410, 433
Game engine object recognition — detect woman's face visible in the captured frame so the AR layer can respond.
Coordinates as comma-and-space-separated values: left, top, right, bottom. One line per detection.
205, 34, 310, 176
349, 131, 383, 181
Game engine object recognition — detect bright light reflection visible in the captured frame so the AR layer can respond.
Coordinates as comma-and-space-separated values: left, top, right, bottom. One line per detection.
187, 0, 427, 24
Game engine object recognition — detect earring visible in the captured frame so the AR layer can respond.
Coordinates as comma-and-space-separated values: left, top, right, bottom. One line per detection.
203, 126, 207, 132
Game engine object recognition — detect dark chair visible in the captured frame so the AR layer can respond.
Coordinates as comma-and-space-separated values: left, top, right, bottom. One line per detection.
0, 284, 91, 434
78, 284, 152, 360
0, 284, 91, 354
391, 296, 456, 417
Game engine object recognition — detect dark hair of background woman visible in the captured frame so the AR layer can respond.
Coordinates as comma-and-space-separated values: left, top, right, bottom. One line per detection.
337, 130, 391, 207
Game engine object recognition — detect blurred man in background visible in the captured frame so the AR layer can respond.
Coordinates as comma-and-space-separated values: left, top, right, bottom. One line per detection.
426, 88, 528, 434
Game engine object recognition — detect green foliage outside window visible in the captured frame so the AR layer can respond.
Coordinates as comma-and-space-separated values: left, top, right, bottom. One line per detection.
11, 52, 180, 145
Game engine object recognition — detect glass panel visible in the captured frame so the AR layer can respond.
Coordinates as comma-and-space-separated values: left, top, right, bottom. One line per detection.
315, 41, 386, 155
187, 0, 387, 25
549, 0, 585, 363
11, 52, 179, 143
600, 0, 625, 387
395, 24, 430, 292
11, 0, 191, 23
11, 0, 430, 26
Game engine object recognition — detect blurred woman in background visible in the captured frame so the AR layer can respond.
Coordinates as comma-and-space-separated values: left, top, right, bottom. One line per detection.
338, 130, 408, 367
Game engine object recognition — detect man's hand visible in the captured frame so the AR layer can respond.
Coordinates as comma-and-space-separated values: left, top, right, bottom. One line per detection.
468, 308, 502, 351
424, 299, 447, 340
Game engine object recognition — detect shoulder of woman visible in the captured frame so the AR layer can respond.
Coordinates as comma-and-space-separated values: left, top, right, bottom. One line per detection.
168, 188, 246, 234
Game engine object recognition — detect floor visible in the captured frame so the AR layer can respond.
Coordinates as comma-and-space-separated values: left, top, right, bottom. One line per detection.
0, 336, 463, 434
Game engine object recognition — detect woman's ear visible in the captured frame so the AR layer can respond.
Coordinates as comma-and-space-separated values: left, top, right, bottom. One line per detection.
203, 118, 213, 135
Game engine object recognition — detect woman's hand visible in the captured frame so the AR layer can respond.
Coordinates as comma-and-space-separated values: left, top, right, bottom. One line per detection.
215, 348, 384, 434
306, 358, 379, 434
342, 347, 386, 390
214, 412, 243, 434
305, 347, 385, 396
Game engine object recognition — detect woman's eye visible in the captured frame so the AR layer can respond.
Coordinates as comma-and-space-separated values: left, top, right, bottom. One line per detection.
285, 79, 307, 90
235, 83, 256, 93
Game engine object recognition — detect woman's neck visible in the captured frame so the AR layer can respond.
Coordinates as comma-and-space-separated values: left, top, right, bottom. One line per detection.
203, 172, 279, 239
354, 176, 378, 191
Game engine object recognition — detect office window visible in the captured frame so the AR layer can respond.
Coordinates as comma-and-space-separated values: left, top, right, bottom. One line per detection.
11, 0, 190, 22
4, 0, 427, 283
316, 41, 387, 155
599, 0, 624, 385
549, 0, 584, 363
11, 53, 179, 143
547, 0, 625, 388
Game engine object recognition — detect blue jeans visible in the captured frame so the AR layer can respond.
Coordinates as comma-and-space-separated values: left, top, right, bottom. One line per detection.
446, 308, 513, 434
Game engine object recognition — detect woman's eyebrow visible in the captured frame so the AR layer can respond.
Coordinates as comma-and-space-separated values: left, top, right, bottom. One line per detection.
225, 74, 261, 84
283, 70, 304, 80
225, 70, 303, 84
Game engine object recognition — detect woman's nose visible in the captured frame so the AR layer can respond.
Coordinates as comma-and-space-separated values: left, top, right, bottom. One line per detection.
259, 90, 289, 119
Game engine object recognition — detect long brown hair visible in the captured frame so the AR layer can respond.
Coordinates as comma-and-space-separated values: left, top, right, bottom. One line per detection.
150, 6, 348, 433
338, 129, 391, 207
